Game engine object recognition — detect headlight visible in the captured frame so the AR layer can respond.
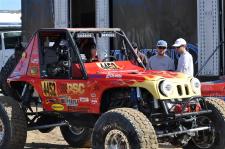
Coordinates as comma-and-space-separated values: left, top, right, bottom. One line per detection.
160, 80, 174, 96
191, 78, 201, 93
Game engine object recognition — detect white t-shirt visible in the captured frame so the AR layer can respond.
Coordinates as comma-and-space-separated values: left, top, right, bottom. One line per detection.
177, 51, 194, 76
148, 55, 175, 71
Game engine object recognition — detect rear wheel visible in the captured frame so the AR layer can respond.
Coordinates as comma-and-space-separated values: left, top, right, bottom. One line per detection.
0, 96, 27, 149
184, 98, 225, 149
92, 108, 158, 149
0, 51, 23, 95
60, 125, 91, 147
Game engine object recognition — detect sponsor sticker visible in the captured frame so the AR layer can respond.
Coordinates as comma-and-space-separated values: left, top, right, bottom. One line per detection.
46, 98, 57, 104
22, 52, 27, 58
68, 106, 89, 112
97, 62, 120, 70
91, 98, 98, 104
66, 98, 78, 107
91, 93, 96, 98
41, 81, 57, 97
31, 58, 39, 64
67, 83, 85, 94
106, 73, 122, 79
79, 97, 89, 102
12, 71, 21, 76
30, 67, 38, 75
51, 104, 64, 111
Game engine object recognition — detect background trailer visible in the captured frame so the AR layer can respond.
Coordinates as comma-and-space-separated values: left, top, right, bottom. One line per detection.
21, 0, 224, 79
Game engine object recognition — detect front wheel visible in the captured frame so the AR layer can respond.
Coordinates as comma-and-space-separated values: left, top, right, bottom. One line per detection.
92, 108, 158, 149
60, 125, 91, 147
184, 97, 225, 149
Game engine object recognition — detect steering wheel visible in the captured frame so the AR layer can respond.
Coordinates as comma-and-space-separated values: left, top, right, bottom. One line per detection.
102, 56, 117, 62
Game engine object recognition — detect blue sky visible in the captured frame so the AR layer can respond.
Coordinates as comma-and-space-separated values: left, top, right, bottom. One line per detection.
0, 0, 21, 10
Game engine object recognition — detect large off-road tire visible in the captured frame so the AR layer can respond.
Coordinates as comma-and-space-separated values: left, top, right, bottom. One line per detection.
0, 96, 27, 149
184, 97, 225, 149
92, 108, 158, 149
0, 52, 22, 95
60, 125, 92, 147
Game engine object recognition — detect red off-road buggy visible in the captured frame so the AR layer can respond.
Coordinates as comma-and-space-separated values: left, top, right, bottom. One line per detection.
0, 28, 225, 149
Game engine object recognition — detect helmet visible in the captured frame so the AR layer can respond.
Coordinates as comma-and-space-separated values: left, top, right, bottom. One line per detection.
57, 39, 69, 60
59, 39, 69, 48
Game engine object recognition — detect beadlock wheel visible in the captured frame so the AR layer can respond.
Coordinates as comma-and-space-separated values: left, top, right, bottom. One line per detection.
192, 116, 215, 148
92, 108, 158, 149
184, 98, 225, 149
104, 129, 130, 149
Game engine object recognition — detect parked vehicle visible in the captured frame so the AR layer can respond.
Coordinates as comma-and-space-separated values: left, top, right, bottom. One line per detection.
0, 28, 225, 149
0, 31, 23, 95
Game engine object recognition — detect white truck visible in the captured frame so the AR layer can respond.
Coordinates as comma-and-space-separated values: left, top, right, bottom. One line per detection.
0, 31, 21, 69
0, 31, 23, 95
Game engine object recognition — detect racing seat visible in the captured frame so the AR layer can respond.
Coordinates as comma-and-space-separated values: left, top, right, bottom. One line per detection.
42, 47, 58, 77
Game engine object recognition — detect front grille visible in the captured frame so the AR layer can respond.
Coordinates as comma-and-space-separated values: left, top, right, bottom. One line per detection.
177, 85, 182, 96
176, 84, 190, 96
185, 85, 190, 95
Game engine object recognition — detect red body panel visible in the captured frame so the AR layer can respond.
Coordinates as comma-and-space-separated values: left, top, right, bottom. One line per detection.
8, 31, 187, 114
201, 80, 225, 97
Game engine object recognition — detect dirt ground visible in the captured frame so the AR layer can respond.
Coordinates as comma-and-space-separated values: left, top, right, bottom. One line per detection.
25, 128, 181, 149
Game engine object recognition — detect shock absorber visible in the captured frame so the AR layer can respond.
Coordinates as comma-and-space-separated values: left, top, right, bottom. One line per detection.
21, 84, 34, 110
131, 87, 142, 109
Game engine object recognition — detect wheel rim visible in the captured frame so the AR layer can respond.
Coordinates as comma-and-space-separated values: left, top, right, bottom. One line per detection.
69, 126, 85, 135
0, 118, 5, 145
104, 129, 130, 149
192, 116, 215, 148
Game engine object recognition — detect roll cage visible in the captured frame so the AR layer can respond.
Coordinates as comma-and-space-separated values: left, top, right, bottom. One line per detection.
38, 28, 146, 80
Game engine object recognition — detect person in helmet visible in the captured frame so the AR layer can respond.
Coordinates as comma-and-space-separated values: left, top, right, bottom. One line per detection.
147, 40, 175, 71
47, 39, 70, 78
57, 39, 70, 61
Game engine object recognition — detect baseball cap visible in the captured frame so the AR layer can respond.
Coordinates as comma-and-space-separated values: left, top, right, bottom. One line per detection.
157, 40, 167, 48
173, 38, 187, 47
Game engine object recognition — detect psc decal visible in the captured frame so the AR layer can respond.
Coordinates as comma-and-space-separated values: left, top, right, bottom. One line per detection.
97, 62, 120, 70
41, 81, 57, 97
51, 104, 64, 111
67, 83, 85, 94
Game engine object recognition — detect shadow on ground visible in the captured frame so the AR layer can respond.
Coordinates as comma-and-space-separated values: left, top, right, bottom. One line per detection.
25, 143, 180, 149
25, 143, 71, 149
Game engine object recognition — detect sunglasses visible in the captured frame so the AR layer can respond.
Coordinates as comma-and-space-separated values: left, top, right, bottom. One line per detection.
157, 46, 166, 49
175, 45, 183, 49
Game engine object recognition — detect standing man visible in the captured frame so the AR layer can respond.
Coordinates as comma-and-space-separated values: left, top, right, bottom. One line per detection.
173, 38, 194, 76
132, 42, 148, 67
148, 40, 175, 71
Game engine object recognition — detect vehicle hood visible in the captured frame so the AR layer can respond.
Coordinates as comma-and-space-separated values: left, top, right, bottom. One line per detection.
84, 61, 189, 80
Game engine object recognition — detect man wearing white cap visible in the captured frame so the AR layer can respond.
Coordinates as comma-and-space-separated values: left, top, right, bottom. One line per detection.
173, 38, 194, 76
148, 40, 175, 71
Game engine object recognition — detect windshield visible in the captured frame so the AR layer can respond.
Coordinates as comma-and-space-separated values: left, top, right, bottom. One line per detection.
3, 32, 21, 49
70, 30, 145, 68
